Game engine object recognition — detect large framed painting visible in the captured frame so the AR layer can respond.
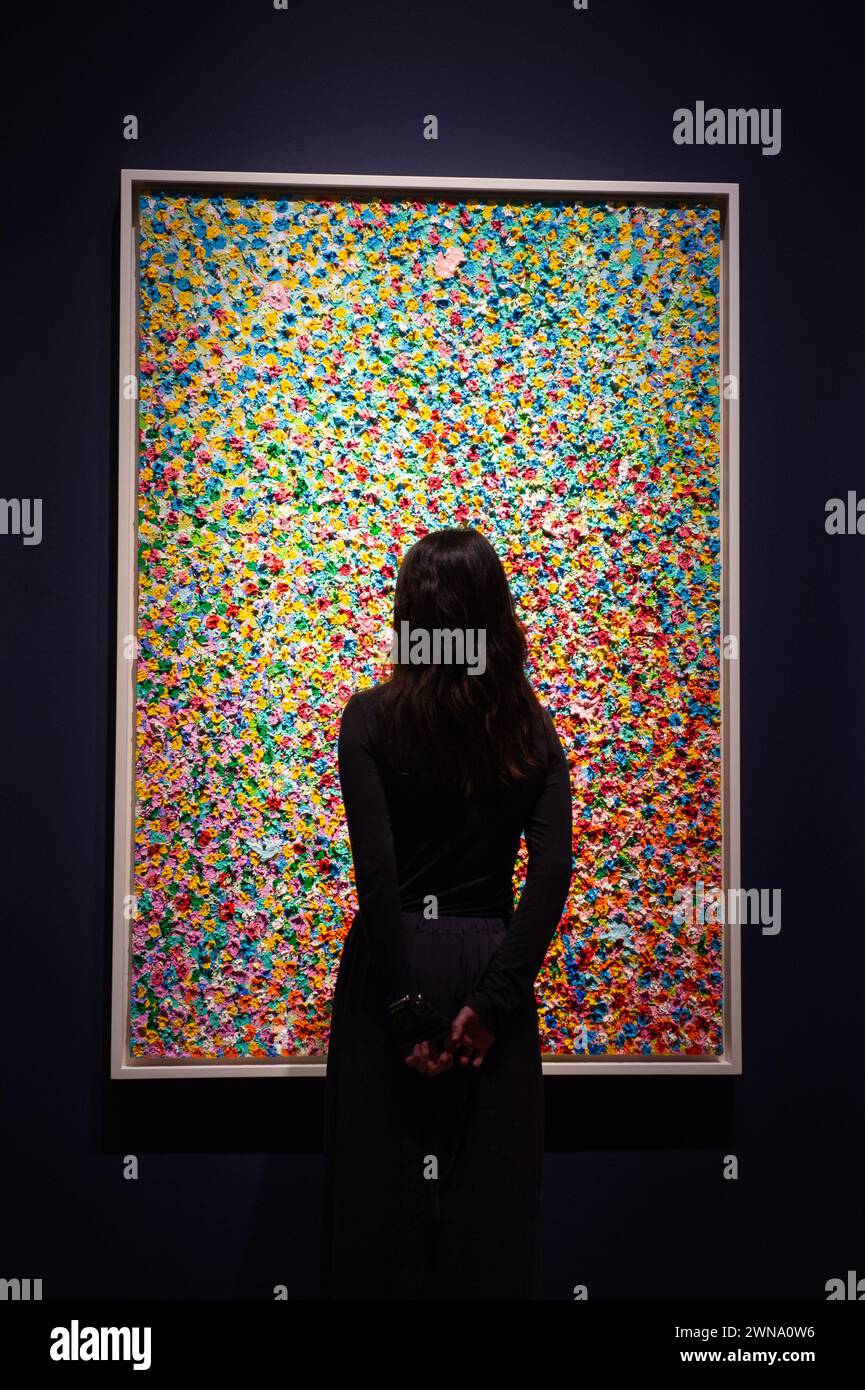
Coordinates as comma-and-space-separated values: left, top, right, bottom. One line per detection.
111, 170, 740, 1077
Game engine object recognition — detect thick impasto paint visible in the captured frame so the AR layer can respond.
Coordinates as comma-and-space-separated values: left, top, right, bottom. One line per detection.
131, 192, 722, 1059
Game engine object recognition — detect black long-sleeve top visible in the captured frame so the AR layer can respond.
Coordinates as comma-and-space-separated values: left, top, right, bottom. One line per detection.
337, 683, 573, 1037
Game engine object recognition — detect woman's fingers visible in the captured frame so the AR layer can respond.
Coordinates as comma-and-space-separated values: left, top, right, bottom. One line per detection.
473, 1035, 494, 1067
458, 1032, 493, 1068
425, 1041, 452, 1076
406, 1041, 432, 1069
403, 1039, 457, 1076
426, 1049, 452, 1076
408, 1012, 497, 1073
404, 1020, 493, 1072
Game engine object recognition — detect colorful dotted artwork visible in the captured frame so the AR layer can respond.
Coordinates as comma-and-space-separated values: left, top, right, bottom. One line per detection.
131, 191, 722, 1060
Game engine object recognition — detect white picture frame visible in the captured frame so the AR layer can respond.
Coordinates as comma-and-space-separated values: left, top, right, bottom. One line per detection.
112, 169, 740, 1078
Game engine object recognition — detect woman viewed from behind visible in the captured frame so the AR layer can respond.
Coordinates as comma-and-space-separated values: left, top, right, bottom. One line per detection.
321, 527, 573, 1299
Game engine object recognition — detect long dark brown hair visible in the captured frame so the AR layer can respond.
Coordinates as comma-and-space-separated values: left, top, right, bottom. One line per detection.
379, 528, 552, 796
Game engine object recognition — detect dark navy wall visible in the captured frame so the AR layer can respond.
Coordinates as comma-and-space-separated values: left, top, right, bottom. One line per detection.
2, 0, 862, 1299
